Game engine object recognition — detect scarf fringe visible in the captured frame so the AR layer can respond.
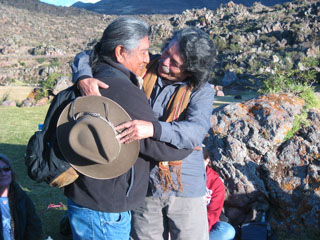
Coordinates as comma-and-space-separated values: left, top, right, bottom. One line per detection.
159, 163, 183, 193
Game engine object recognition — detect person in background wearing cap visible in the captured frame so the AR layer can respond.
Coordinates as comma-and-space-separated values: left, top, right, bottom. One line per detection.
72, 27, 215, 239
42, 17, 191, 240
0, 154, 42, 240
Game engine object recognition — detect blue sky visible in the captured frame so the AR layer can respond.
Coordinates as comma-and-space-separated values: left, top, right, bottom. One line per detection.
40, 0, 100, 7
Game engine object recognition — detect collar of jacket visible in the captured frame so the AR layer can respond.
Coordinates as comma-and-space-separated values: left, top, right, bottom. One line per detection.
158, 76, 191, 88
100, 57, 140, 87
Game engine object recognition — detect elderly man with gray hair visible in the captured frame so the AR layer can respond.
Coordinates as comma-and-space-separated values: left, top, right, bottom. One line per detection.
73, 27, 216, 240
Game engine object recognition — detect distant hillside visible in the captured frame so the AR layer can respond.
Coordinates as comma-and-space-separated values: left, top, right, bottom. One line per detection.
72, 0, 293, 14
72, 1, 92, 9
0, 0, 98, 16
0, 0, 319, 93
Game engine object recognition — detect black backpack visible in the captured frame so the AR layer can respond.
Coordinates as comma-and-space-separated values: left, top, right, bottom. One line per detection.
240, 212, 275, 240
25, 86, 79, 187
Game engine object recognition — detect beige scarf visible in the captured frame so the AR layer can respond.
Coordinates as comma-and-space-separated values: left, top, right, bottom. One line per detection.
142, 56, 193, 192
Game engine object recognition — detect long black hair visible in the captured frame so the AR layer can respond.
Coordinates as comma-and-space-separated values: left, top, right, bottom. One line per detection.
0, 153, 17, 238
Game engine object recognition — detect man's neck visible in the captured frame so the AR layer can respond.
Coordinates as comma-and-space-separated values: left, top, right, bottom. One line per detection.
104, 58, 140, 87
161, 78, 175, 87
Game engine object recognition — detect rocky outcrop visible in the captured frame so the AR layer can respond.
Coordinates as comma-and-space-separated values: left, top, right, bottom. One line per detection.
1, 100, 16, 107
28, 45, 65, 56
204, 93, 320, 232
71, 0, 291, 15
52, 76, 72, 95
1, 0, 319, 91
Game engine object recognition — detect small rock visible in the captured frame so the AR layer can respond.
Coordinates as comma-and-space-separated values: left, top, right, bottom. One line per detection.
1, 100, 16, 107
35, 97, 48, 106
272, 55, 279, 63
53, 76, 72, 95
222, 71, 238, 87
21, 98, 35, 107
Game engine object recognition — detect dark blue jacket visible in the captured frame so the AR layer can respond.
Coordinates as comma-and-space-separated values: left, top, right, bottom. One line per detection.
0, 183, 42, 240
149, 77, 214, 198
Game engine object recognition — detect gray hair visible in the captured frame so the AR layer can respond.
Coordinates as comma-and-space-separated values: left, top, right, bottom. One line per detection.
91, 17, 150, 70
163, 27, 216, 90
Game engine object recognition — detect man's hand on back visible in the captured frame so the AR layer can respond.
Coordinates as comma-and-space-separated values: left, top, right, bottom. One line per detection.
77, 78, 109, 96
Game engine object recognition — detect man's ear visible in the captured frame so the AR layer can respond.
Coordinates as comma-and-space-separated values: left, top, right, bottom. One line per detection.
115, 45, 126, 63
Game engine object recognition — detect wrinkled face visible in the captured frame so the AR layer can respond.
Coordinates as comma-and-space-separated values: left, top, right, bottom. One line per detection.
0, 160, 12, 188
121, 35, 150, 77
157, 40, 189, 82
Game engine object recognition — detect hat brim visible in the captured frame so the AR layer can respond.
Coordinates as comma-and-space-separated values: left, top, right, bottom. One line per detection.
56, 96, 139, 179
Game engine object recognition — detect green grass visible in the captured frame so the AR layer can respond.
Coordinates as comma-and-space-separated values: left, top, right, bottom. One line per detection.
0, 105, 67, 240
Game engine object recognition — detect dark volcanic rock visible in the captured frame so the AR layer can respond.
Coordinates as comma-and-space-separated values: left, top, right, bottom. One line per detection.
204, 93, 320, 231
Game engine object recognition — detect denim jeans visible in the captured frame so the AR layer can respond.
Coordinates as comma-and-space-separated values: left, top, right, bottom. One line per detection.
67, 198, 131, 240
209, 221, 236, 240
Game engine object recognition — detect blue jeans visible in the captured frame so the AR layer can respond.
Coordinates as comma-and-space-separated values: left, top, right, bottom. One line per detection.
209, 221, 236, 240
67, 198, 131, 240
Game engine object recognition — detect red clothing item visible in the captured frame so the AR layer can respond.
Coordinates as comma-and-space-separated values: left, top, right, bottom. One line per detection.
206, 166, 225, 231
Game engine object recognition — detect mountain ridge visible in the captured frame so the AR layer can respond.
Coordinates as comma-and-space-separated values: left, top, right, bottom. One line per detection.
0, 0, 98, 16
0, 0, 319, 94
71, 0, 293, 15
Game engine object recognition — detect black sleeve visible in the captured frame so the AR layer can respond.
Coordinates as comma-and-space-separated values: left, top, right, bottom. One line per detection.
24, 194, 43, 240
12, 184, 44, 240
98, 74, 192, 161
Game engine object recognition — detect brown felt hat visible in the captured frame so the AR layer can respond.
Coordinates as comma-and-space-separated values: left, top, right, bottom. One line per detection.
56, 96, 139, 179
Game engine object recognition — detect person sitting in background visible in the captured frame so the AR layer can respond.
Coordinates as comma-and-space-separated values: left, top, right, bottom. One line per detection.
204, 149, 236, 240
0, 153, 42, 240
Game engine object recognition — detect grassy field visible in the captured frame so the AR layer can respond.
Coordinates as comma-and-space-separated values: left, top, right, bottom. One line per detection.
0, 105, 67, 240
0, 97, 319, 240
0, 86, 34, 102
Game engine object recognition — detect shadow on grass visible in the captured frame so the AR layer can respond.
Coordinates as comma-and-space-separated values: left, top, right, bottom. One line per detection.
214, 90, 259, 109
0, 143, 67, 240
